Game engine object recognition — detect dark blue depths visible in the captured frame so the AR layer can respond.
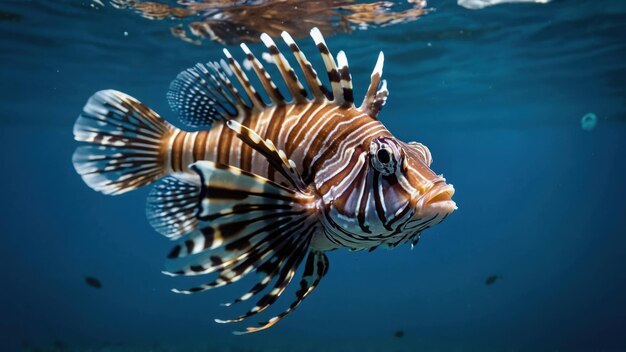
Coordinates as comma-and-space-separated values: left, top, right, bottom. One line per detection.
1, 0, 625, 351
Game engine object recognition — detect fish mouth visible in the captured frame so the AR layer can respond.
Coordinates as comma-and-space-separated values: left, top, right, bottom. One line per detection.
418, 182, 457, 216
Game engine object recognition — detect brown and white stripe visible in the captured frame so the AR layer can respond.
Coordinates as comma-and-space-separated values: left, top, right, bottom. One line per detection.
72, 27, 455, 334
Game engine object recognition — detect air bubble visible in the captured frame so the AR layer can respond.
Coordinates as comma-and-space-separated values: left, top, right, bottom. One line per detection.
581, 113, 597, 131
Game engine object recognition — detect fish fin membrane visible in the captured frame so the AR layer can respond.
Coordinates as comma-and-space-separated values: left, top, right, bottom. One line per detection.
167, 61, 254, 129
73, 89, 172, 195
359, 52, 388, 118
147, 176, 200, 240
165, 122, 324, 332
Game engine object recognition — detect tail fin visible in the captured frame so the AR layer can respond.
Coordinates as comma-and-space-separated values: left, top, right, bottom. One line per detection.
72, 89, 173, 195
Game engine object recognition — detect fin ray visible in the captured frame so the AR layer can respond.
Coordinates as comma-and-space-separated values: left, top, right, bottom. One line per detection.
223, 48, 267, 110
360, 52, 387, 118
167, 62, 254, 128
280, 31, 330, 102
216, 235, 312, 324
146, 176, 200, 240
239, 43, 285, 105
234, 250, 329, 334
260, 33, 308, 103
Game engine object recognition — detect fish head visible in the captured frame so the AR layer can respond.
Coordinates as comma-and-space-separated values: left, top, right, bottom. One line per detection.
317, 134, 456, 250
366, 136, 457, 238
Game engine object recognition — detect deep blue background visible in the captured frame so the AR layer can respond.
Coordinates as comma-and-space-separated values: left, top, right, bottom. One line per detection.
1, 0, 625, 350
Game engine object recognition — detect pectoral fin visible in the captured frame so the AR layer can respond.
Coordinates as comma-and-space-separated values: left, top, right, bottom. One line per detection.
163, 123, 325, 333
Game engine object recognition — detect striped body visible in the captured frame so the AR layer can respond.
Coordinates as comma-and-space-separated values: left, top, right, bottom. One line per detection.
166, 103, 382, 183
164, 101, 448, 251
165, 103, 401, 250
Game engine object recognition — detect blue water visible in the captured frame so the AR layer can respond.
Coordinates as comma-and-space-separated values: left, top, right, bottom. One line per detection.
1, 0, 626, 351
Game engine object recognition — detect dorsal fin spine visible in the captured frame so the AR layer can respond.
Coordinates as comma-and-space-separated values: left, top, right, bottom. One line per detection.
280, 31, 329, 103
222, 48, 266, 110
310, 27, 344, 105
336, 50, 354, 108
359, 51, 386, 118
239, 43, 284, 105
372, 79, 389, 115
206, 61, 249, 116
260, 33, 309, 104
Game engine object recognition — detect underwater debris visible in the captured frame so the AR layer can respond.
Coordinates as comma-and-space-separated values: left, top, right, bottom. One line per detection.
458, 0, 551, 10
394, 329, 405, 338
84, 276, 102, 288
108, 0, 428, 45
485, 275, 502, 285
581, 113, 597, 131
0, 9, 23, 22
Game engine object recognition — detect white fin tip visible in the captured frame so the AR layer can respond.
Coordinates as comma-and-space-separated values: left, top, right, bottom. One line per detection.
310, 27, 325, 44
240, 42, 252, 54
281, 31, 296, 45
259, 32, 275, 47
337, 51, 348, 67
373, 52, 384, 76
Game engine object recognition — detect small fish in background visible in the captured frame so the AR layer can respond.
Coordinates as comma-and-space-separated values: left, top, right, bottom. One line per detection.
581, 112, 597, 131
458, 0, 551, 10
109, 0, 428, 45
72, 28, 456, 333
394, 329, 405, 338
485, 275, 503, 285
84, 276, 102, 288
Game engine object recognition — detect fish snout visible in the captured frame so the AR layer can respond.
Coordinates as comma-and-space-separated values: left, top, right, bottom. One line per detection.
418, 181, 457, 217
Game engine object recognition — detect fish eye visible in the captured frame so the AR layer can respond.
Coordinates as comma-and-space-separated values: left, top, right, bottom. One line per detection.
370, 138, 400, 175
377, 148, 391, 164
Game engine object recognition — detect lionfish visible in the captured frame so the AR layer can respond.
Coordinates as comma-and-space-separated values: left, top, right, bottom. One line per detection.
72, 28, 457, 333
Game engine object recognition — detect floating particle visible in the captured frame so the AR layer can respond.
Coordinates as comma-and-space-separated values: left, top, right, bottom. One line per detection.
394, 329, 405, 338
123, 31, 129, 36
242, 58, 253, 71
581, 113, 597, 131
485, 275, 502, 285
458, 0, 551, 10
84, 276, 102, 288
261, 52, 275, 65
